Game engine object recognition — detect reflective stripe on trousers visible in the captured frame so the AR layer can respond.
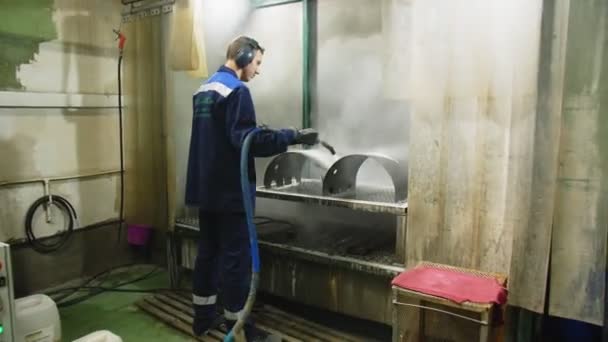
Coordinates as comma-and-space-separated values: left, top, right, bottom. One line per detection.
193, 294, 217, 306
224, 309, 244, 321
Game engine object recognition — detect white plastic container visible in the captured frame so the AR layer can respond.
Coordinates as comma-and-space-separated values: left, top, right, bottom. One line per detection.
15, 294, 61, 342
72, 330, 123, 342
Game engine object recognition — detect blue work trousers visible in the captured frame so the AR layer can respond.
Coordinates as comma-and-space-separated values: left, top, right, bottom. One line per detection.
192, 210, 251, 321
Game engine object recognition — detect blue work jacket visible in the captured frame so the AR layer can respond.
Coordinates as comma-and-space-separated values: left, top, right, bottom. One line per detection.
185, 66, 295, 212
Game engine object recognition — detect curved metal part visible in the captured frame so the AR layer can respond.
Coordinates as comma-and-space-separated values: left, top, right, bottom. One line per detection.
263, 152, 307, 188
322, 153, 408, 202
263, 151, 333, 189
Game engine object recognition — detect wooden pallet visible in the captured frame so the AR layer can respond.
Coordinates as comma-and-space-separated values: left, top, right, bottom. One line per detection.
135, 292, 367, 342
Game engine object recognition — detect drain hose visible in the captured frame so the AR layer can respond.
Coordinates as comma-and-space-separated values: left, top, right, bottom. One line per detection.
224, 127, 263, 342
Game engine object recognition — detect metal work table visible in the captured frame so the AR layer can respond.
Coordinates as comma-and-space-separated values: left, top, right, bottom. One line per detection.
171, 217, 405, 324
174, 218, 404, 278
256, 177, 408, 263
255, 179, 408, 215
168, 153, 409, 324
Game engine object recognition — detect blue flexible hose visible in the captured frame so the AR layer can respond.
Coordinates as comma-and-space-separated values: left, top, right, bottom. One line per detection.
224, 127, 262, 342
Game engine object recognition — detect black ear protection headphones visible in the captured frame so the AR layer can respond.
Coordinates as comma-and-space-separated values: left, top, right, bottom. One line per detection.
234, 37, 260, 69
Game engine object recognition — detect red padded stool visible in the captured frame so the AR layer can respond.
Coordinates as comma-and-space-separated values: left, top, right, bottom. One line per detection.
391, 262, 507, 342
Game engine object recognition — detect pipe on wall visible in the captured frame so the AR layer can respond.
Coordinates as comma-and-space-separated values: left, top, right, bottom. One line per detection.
0, 170, 121, 188
302, 0, 312, 129
252, 0, 302, 9
251, 0, 313, 129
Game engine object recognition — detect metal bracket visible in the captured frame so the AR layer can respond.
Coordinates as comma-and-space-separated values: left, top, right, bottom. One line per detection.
43, 179, 53, 223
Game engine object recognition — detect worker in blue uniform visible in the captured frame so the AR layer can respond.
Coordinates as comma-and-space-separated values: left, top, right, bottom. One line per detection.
185, 36, 318, 340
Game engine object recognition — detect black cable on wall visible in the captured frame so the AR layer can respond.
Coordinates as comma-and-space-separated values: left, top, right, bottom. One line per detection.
25, 195, 77, 254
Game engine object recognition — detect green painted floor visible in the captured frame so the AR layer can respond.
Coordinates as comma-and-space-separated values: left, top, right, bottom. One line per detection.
59, 268, 195, 341
56, 265, 391, 341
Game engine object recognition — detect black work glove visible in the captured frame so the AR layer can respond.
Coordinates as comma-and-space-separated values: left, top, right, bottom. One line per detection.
292, 128, 319, 146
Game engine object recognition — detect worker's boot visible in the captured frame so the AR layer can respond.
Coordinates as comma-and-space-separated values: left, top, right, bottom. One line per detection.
193, 314, 225, 336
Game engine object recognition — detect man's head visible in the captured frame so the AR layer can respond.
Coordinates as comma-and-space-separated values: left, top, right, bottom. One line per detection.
226, 36, 264, 82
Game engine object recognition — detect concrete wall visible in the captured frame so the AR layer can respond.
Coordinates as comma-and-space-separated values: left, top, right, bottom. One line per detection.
0, 0, 122, 240
0, 0, 149, 293
11, 225, 165, 296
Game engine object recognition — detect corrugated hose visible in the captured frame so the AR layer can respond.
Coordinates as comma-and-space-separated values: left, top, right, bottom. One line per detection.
224, 127, 263, 342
